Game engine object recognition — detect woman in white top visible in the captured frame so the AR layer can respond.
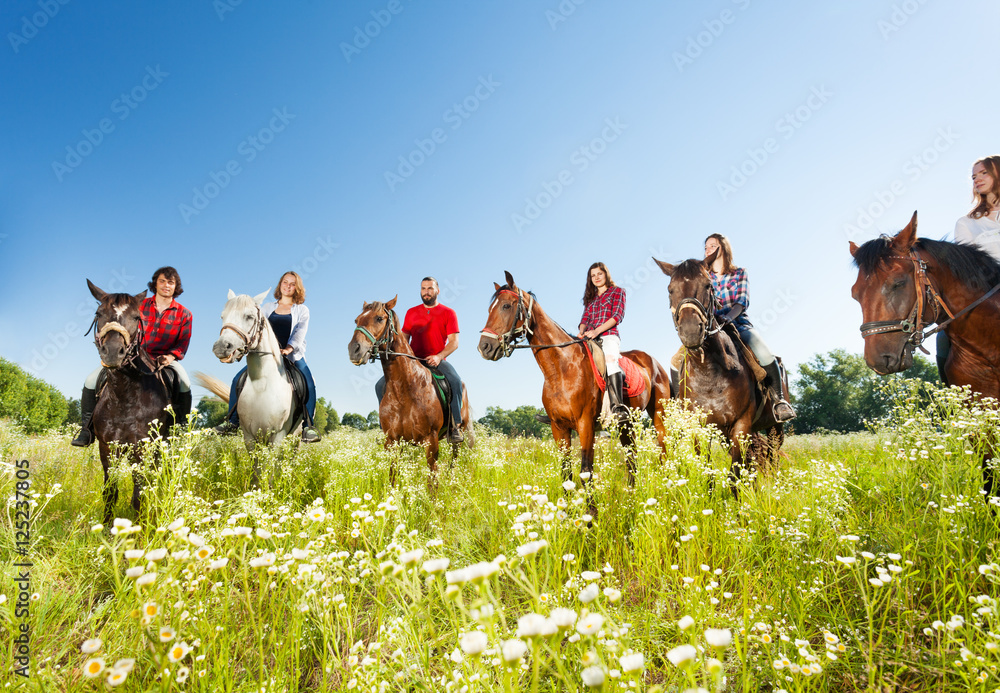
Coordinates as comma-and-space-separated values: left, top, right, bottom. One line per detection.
938, 156, 1000, 382
218, 271, 320, 442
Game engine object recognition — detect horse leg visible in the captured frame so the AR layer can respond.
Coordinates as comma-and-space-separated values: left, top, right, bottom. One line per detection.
618, 414, 637, 488
426, 438, 440, 495
578, 418, 598, 518
131, 454, 142, 515
99, 442, 116, 525
727, 421, 752, 501
551, 424, 573, 484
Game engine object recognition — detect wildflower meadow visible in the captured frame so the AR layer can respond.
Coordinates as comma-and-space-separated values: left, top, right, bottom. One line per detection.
2, 382, 1000, 692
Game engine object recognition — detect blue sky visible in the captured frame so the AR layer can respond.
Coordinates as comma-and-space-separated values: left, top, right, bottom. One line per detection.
0, 1, 994, 417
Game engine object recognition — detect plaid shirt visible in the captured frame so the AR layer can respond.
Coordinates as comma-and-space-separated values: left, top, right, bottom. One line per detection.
580, 285, 626, 337
139, 297, 193, 359
709, 268, 752, 328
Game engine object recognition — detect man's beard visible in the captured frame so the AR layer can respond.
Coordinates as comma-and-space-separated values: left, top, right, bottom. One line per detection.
421, 295, 436, 306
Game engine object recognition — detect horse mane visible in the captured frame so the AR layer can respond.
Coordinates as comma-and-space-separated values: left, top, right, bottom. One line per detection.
671, 259, 710, 282
490, 285, 536, 303
854, 236, 1000, 292
103, 293, 139, 312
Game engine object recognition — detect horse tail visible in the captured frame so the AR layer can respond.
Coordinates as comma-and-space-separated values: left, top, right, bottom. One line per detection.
194, 372, 229, 403
462, 385, 476, 449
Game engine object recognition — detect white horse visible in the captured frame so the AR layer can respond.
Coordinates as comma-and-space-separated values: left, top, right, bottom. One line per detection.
197, 290, 300, 454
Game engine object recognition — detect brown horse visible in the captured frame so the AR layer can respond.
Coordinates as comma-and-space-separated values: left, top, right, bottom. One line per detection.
86, 280, 175, 524
477, 272, 672, 487
653, 256, 786, 495
850, 211, 1000, 498
347, 297, 475, 481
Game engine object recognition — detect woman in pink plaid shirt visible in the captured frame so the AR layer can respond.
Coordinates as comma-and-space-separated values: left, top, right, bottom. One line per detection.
705, 234, 795, 422
577, 261, 629, 420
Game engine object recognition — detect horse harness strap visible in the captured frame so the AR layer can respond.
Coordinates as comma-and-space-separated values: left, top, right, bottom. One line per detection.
860, 249, 1000, 352
220, 307, 267, 361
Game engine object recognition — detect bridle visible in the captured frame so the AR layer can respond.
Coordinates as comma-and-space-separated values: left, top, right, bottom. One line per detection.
671, 280, 724, 348
353, 305, 401, 364
86, 306, 147, 368
858, 250, 956, 353
219, 304, 267, 363
480, 289, 536, 359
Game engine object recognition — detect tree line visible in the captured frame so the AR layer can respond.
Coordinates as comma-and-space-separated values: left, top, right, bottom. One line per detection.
0, 350, 941, 437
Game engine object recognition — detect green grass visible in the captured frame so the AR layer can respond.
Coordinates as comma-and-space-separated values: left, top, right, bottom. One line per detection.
2, 385, 1000, 692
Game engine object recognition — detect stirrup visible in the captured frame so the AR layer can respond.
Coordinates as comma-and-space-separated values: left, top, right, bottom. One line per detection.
301, 427, 321, 443
71, 427, 94, 447
448, 425, 465, 443
772, 400, 796, 423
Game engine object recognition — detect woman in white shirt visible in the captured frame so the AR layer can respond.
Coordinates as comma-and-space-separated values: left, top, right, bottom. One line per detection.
218, 271, 320, 442
938, 156, 1000, 382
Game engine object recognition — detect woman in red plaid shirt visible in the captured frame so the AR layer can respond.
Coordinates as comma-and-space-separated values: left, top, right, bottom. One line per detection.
705, 234, 795, 422
577, 262, 628, 419
73, 267, 193, 446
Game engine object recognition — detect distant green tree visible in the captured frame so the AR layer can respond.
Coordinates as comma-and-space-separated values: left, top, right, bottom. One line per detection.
793, 349, 939, 433
313, 397, 329, 432
366, 410, 380, 430
0, 359, 27, 421
0, 358, 70, 432
478, 405, 551, 439
324, 402, 340, 432
196, 397, 229, 429
64, 397, 81, 426
342, 412, 368, 430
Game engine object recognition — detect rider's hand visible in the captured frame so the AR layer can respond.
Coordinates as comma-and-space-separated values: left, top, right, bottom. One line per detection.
157, 354, 175, 367
426, 354, 442, 367
281, 347, 293, 356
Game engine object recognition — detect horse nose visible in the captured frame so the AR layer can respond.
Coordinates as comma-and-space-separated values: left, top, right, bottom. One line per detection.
882, 353, 897, 372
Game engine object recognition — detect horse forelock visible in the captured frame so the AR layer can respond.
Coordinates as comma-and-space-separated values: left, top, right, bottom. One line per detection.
99, 293, 139, 318
671, 259, 711, 285
852, 236, 895, 276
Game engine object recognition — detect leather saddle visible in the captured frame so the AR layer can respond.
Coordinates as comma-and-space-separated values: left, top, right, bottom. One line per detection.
427, 365, 454, 422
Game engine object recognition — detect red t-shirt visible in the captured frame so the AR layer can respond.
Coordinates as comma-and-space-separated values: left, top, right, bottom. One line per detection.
402, 303, 459, 359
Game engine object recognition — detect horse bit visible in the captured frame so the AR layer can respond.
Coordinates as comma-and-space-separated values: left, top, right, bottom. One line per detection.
86, 311, 145, 366
219, 306, 267, 362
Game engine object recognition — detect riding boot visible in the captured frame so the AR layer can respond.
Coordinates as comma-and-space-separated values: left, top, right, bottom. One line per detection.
448, 413, 465, 444
71, 387, 97, 447
174, 391, 192, 430
764, 361, 796, 422
606, 372, 629, 422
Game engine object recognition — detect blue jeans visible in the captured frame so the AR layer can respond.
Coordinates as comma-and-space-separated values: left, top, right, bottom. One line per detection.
376, 360, 463, 424
737, 326, 775, 367
228, 358, 316, 426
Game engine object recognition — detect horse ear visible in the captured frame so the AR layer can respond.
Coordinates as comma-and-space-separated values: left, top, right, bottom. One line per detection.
386, 295, 398, 310
891, 211, 918, 252
253, 289, 270, 305
494, 282, 502, 292
702, 249, 719, 269
849, 241, 859, 257
504, 271, 517, 290
652, 258, 675, 276
227, 289, 236, 300
134, 290, 148, 302
87, 279, 108, 302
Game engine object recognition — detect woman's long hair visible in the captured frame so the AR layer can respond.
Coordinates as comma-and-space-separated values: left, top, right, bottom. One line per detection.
970, 156, 1000, 220
705, 234, 737, 275
582, 262, 616, 305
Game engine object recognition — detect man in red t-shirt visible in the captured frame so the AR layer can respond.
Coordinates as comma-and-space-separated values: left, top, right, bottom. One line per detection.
375, 277, 465, 442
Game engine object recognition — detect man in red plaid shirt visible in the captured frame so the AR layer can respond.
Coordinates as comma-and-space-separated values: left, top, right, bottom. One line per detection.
73, 267, 193, 446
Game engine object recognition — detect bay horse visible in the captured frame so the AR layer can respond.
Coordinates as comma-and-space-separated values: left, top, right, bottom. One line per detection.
653, 255, 787, 496
347, 297, 475, 482
86, 280, 174, 524
477, 272, 672, 488
200, 290, 301, 460
850, 211, 1000, 499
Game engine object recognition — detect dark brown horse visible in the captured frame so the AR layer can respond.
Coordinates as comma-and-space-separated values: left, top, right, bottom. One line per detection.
86, 280, 175, 524
347, 297, 475, 481
477, 272, 672, 487
850, 211, 1000, 498
653, 256, 786, 495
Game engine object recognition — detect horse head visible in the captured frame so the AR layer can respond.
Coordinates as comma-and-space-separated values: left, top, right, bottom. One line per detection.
88, 279, 147, 368
850, 211, 923, 374
654, 254, 719, 348
213, 289, 270, 363
348, 296, 398, 365
478, 271, 531, 361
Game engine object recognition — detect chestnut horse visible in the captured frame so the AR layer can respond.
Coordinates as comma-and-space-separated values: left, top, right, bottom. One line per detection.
653, 256, 787, 496
850, 211, 1000, 498
347, 297, 475, 481
477, 272, 672, 487
86, 280, 174, 524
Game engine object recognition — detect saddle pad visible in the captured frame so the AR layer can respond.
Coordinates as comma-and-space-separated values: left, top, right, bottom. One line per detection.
619, 356, 645, 397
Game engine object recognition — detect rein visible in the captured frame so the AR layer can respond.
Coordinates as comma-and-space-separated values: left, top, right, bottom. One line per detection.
86, 311, 148, 369
671, 282, 724, 349
481, 289, 581, 357
220, 305, 267, 363
858, 249, 1000, 352
354, 308, 425, 363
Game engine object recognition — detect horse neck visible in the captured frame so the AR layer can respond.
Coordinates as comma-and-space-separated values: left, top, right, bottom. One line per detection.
526, 301, 579, 369
932, 265, 1000, 348
247, 319, 285, 381
381, 326, 427, 384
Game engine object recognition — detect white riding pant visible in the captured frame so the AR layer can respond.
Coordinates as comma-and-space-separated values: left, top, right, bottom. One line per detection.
85, 361, 190, 392
601, 335, 622, 375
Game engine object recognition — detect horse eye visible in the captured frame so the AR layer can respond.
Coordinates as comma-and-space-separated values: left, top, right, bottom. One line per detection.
503, 303, 512, 310
376, 316, 384, 323
891, 279, 906, 290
